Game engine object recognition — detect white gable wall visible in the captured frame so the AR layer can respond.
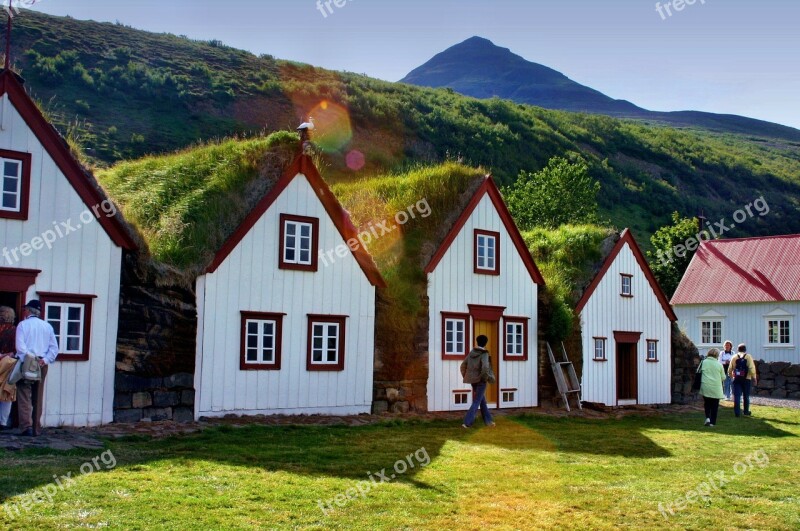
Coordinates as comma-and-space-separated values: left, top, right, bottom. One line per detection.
195, 174, 376, 417
427, 194, 538, 412
0, 94, 122, 427
675, 302, 800, 363
580, 243, 672, 406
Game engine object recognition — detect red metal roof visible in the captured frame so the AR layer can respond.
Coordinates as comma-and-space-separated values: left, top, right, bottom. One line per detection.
671, 234, 800, 305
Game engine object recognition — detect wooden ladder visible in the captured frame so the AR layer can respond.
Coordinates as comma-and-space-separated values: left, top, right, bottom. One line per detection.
545, 341, 582, 412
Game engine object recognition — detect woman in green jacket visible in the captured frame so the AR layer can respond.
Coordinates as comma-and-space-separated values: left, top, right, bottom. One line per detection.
700, 348, 726, 427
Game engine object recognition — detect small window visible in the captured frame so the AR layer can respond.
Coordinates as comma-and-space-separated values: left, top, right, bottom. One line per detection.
454, 391, 469, 405
474, 229, 500, 275
240, 312, 284, 370
767, 319, 791, 345
307, 315, 346, 371
647, 340, 658, 361
504, 318, 528, 360
701, 320, 722, 345
279, 214, 319, 272
39, 293, 95, 362
593, 337, 607, 361
502, 390, 516, 403
0, 150, 31, 220
621, 274, 633, 297
441, 312, 470, 360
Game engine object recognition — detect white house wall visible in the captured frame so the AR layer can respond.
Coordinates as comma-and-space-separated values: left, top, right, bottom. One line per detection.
195, 174, 376, 417
580, 243, 672, 406
0, 94, 122, 427
674, 302, 800, 363
428, 194, 538, 412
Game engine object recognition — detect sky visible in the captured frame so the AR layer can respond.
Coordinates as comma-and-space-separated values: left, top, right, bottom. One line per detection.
23, 0, 800, 129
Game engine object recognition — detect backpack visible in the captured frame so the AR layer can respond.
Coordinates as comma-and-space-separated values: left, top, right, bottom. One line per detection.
732, 354, 749, 380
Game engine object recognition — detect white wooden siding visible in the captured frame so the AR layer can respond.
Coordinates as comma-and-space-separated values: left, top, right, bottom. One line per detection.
675, 302, 800, 363
427, 194, 538, 412
580, 243, 672, 406
0, 94, 122, 427
195, 174, 376, 417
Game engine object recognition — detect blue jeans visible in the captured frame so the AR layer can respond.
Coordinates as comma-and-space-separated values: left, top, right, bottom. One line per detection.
732, 379, 751, 416
464, 382, 493, 427
723, 375, 732, 399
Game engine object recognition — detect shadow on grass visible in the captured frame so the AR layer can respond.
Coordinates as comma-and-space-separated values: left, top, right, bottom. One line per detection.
0, 407, 795, 504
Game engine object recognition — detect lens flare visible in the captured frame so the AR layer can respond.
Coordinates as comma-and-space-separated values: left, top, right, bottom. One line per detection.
346, 150, 366, 171
309, 100, 352, 153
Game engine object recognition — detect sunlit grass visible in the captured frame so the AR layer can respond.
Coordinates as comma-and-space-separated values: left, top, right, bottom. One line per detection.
1, 405, 799, 530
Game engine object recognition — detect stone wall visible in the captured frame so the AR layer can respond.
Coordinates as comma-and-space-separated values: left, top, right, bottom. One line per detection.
671, 323, 701, 404
114, 372, 195, 423
114, 252, 198, 423
753, 361, 800, 398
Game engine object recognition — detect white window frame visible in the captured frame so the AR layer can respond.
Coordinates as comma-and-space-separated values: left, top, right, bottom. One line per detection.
700, 319, 723, 346
593, 337, 606, 361
0, 157, 22, 213
502, 390, 516, 403
45, 302, 85, 356
444, 318, 466, 357
505, 321, 525, 358
764, 309, 794, 348
621, 274, 633, 296
453, 391, 469, 405
244, 318, 278, 365
647, 340, 658, 361
283, 219, 314, 266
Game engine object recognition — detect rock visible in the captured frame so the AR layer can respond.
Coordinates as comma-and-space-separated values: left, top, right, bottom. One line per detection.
371, 400, 389, 414
153, 391, 179, 408
114, 393, 132, 409
115, 373, 163, 393
771, 362, 791, 373
143, 407, 172, 421
386, 388, 400, 401
173, 407, 195, 423
390, 401, 410, 414
770, 389, 788, 398
132, 392, 152, 408
114, 409, 143, 423
164, 373, 194, 389
783, 365, 800, 377
181, 390, 195, 406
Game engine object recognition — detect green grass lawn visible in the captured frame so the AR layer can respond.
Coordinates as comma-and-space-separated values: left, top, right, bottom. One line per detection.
1, 404, 798, 530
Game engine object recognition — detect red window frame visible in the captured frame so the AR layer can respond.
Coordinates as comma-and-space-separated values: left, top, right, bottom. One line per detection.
0, 149, 32, 220
441, 312, 470, 360
503, 316, 529, 361
240, 311, 285, 371
306, 314, 347, 371
38, 292, 96, 362
473, 229, 500, 276
279, 214, 319, 272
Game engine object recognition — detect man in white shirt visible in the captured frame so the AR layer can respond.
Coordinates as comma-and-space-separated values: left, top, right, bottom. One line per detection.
15, 300, 59, 436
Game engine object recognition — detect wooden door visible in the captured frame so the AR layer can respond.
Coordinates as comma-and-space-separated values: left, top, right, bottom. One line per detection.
474, 320, 499, 406
616, 342, 638, 402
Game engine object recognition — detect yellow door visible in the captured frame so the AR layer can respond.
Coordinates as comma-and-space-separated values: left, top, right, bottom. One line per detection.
474, 320, 499, 406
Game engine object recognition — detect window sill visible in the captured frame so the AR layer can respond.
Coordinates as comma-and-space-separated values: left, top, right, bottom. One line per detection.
646, 359, 659, 363
763, 345, 795, 350
620, 294, 634, 298
592, 358, 608, 362
442, 353, 467, 361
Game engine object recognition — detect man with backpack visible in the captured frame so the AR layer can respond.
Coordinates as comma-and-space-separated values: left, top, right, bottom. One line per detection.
728, 343, 757, 417
460, 335, 497, 429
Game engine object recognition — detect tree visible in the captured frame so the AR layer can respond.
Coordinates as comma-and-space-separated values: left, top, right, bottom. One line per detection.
503, 156, 600, 230
647, 212, 700, 297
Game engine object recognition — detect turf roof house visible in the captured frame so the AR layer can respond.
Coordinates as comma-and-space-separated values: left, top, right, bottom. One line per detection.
574, 229, 676, 406
194, 154, 385, 418
671, 234, 800, 364
0, 69, 137, 426
424, 176, 545, 412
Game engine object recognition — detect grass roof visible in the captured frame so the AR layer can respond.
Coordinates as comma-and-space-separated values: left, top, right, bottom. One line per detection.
96, 131, 298, 274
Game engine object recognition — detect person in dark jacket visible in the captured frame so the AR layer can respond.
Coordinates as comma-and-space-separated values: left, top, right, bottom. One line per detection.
460, 335, 496, 428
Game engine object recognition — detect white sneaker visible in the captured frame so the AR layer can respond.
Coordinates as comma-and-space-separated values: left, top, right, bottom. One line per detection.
709, 424, 715, 427
704, 418, 711, 426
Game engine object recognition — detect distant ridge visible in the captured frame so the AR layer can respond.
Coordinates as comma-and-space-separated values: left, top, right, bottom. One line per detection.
401, 36, 800, 141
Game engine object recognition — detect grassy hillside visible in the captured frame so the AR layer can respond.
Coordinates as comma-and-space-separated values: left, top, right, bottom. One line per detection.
10, 10, 800, 242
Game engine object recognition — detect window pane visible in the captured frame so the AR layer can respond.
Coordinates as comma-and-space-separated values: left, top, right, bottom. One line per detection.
247, 348, 258, 362
313, 349, 322, 362
67, 321, 80, 336
67, 306, 81, 320
3, 176, 17, 192
2, 192, 15, 209
327, 349, 337, 362
300, 224, 311, 238
66, 337, 80, 351
299, 249, 310, 263
247, 321, 258, 334
47, 306, 61, 320
247, 335, 258, 348
286, 223, 296, 236
4, 161, 19, 177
